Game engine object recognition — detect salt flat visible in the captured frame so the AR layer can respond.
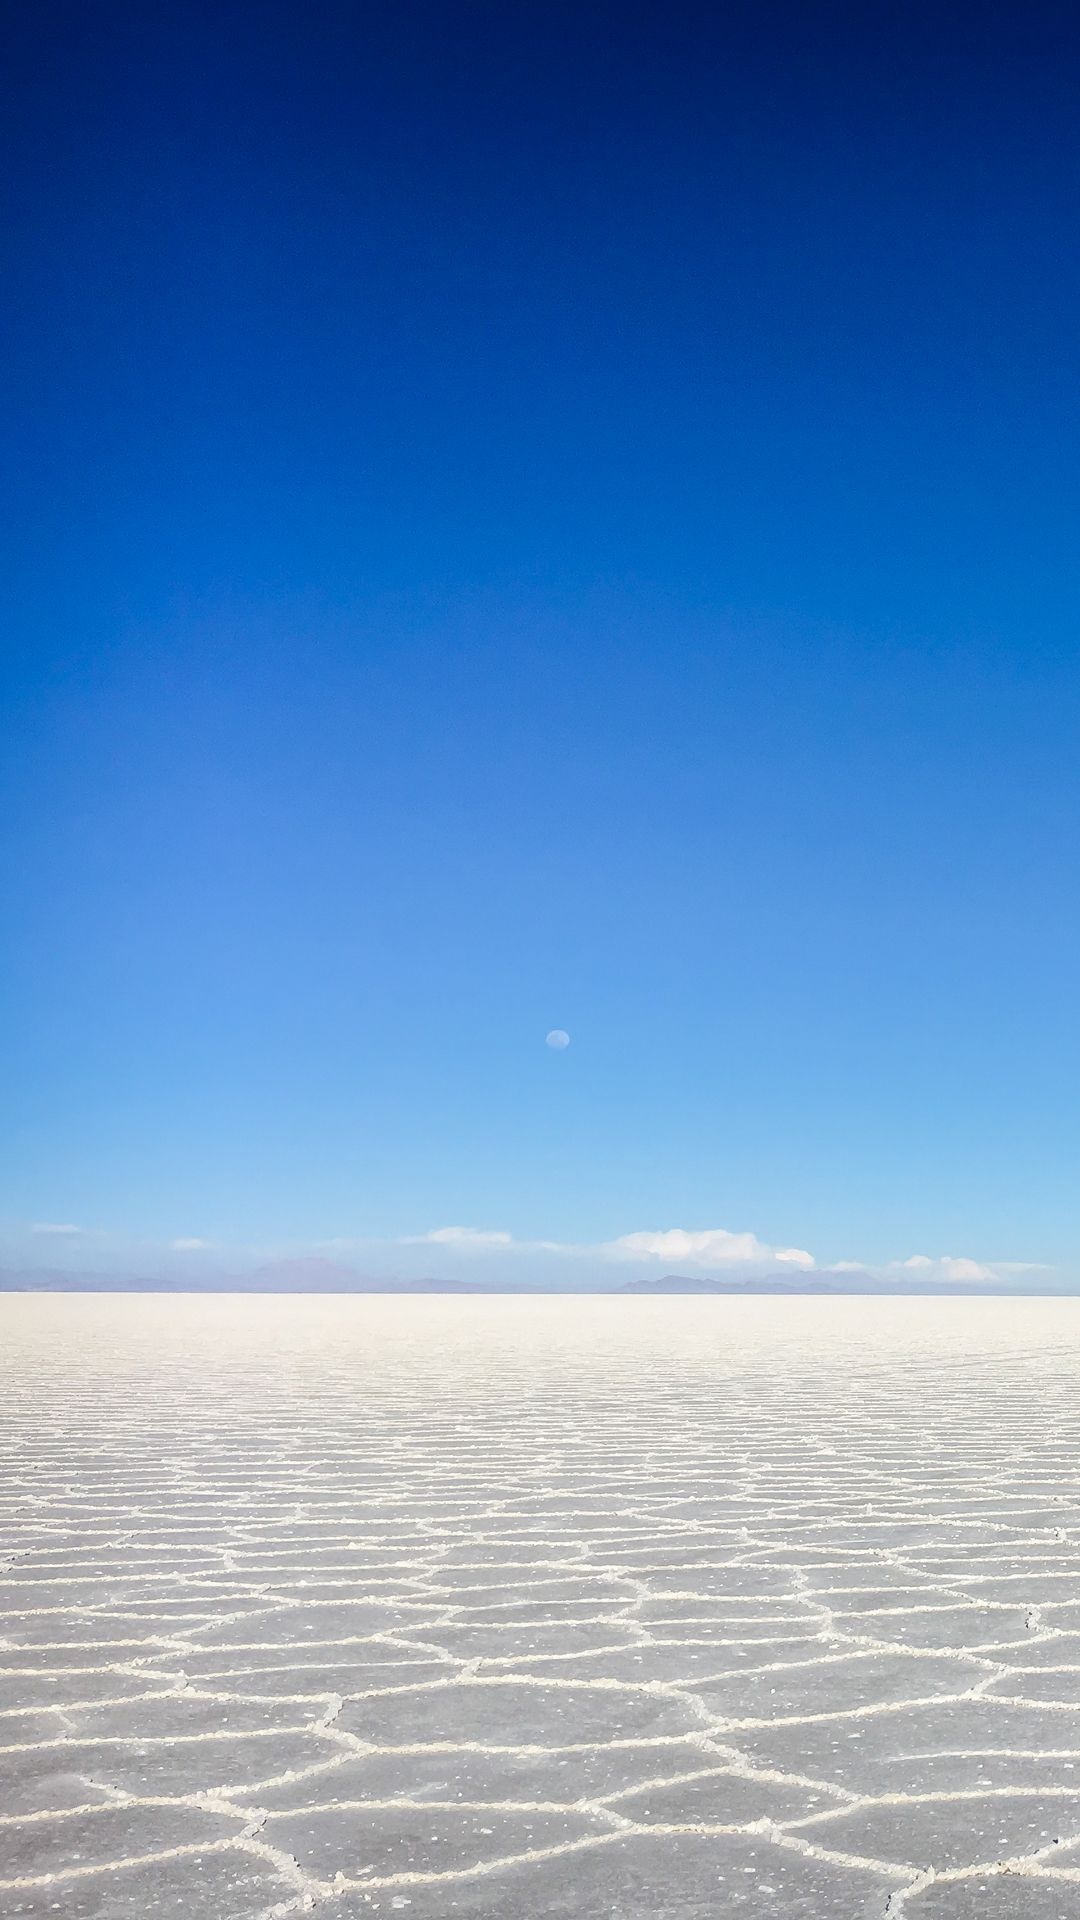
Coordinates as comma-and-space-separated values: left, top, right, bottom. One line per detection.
3, 1295, 1080, 1918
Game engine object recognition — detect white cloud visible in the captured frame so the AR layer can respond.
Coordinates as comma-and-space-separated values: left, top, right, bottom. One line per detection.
891, 1253, 995, 1283
31, 1222, 83, 1237
601, 1228, 815, 1270
406, 1227, 515, 1249
940, 1256, 993, 1283
170, 1238, 211, 1252
404, 1230, 1033, 1288
398, 1223, 814, 1269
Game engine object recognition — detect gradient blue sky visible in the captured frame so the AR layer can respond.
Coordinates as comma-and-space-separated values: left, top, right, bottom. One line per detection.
4, 2, 1080, 1283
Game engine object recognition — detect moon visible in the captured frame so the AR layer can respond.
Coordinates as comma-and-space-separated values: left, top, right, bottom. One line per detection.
545, 1029, 570, 1050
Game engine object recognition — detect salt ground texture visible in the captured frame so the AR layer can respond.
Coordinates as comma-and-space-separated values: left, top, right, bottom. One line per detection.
3, 1297, 1080, 1917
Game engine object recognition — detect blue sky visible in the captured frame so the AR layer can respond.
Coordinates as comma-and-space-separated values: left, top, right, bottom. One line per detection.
4, 3, 1080, 1285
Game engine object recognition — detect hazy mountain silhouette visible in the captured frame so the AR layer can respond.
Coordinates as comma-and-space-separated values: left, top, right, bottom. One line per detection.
615, 1269, 1031, 1295
0, 1266, 1063, 1295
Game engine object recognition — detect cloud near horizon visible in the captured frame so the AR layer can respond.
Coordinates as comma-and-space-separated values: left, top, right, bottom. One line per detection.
600, 1228, 815, 1268
892, 1253, 993, 1282
404, 1226, 516, 1248
395, 1227, 1029, 1284
8, 1220, 1043, 1288
401, 1224, 815, 1268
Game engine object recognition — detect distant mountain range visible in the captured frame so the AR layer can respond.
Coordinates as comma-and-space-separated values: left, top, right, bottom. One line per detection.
0, 1259, 1070, 1294
615, 1270, 1056, 1296
0, 1257, 487, 1293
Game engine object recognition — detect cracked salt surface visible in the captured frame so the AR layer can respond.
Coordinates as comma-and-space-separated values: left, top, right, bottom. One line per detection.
5, 1295, 1080, 1916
